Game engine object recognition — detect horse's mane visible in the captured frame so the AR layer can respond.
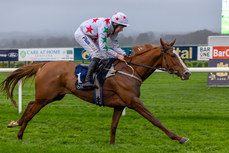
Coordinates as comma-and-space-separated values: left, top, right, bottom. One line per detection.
132, 44, 160, 56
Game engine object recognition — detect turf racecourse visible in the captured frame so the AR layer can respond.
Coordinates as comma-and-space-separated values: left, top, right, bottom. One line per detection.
0, 72, 229, 153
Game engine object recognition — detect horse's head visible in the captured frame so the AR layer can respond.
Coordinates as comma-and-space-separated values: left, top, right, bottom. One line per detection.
160, 38, 191, 80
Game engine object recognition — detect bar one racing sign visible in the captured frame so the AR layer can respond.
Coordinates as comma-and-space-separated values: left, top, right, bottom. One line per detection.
198, 46, 212, 60
213, 47, 229, 59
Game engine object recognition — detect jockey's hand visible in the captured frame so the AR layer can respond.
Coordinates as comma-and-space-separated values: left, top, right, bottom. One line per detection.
124, 54, 130, 58
116, 54, 125, 61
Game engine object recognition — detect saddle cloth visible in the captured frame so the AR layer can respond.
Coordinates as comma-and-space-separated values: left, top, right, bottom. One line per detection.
74, 58, 116, 106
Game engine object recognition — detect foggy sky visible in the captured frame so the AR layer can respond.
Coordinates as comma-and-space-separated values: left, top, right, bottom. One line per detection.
0, 0, 222, 35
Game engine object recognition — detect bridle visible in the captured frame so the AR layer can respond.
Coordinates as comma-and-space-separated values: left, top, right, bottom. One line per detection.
111, 46, 181, 83
160, 46, 175, 74
118, 46, 176, 74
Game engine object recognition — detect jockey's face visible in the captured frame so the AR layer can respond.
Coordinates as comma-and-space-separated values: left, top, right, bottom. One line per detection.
114, 25, 125, 34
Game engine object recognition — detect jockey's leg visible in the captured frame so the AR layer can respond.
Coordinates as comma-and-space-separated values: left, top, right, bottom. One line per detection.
82, 57, 100, 88
74, 28, 104, 88
74, 27, 100, 58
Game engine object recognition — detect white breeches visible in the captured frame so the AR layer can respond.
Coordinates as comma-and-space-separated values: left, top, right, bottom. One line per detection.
74, 28, 107, 59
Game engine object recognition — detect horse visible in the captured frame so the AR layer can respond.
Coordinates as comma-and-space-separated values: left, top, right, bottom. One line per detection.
0, 38, 191, 144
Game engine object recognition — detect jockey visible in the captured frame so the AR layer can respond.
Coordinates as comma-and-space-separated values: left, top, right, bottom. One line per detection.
74, 12, 129, 88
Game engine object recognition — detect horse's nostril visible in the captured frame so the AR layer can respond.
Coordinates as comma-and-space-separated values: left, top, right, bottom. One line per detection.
181, 71, 191, 80
184, 71, 191, 76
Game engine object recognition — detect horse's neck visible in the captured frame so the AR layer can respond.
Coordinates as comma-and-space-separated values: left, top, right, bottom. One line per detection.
132, 47, 161, 81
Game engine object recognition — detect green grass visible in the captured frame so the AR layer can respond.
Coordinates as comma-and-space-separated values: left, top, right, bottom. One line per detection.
0, 72, 229, 153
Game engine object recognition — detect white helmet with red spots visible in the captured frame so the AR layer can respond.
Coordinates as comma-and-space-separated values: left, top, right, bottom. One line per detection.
111, 12, 129, 27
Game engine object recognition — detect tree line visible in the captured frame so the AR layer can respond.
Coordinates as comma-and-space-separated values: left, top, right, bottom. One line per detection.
0, 29, 220, 49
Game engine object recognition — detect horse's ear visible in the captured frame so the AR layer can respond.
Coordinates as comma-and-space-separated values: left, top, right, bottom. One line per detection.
160, 38, 165, 47
170, 39, 176, 46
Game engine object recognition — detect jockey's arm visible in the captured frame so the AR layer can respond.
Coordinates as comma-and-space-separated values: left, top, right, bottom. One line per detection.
110, 34, 127, 56
98, 25, 118, 58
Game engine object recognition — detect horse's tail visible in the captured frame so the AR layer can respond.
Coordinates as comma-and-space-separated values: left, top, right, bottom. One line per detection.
0, 62, 47, 107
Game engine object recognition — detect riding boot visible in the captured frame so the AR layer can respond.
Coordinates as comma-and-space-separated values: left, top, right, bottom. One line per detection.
82, 58, 100, 88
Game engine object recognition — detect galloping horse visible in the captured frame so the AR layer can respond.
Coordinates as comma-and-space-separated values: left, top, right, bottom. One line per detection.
1, 39, 191, 144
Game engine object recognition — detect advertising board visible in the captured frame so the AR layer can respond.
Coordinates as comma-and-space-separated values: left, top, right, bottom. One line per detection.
207, 59, 229, 87
222, 0, 229, 34
174, 46, 197, 60
197, 46, 212, 61
18, 48, 74, 61
74, 47, 132, 61
0, 50, 18, 61
212, 46, 229, 59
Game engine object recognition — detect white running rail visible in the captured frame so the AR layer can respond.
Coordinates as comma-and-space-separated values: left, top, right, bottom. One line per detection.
122, 67, 229, 116
0, 68, 22, 113
1, 67, 229, 114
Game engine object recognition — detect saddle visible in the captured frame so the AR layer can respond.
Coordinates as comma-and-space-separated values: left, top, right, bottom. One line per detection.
74, 58, 116, 106
80, 58, 112, 76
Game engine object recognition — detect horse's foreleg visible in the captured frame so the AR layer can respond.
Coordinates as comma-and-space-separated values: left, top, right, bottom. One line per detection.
129, 97, 189, 144
110, 107, 124, 145
17, 103, 45, 140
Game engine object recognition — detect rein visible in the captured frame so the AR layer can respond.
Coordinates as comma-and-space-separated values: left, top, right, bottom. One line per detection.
126, 61, 166, 71
123, 46, 174, 73
113, 46, 175, 83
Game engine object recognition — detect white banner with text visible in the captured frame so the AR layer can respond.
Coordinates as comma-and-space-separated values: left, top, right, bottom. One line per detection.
18, 48, 74, 61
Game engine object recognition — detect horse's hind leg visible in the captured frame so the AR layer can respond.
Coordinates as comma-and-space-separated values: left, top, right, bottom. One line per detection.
7, 101, 35, 128
8, 101, 35, 128
17, 100, 46, 140
17, 101, 35, 125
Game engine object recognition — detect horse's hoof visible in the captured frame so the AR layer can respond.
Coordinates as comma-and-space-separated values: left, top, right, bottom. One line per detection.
179, 137, 189, 144
7, 121, 19, 128
18, 137, 22, 141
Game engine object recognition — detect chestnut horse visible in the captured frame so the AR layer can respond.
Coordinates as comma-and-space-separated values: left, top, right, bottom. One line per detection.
1, 39, 191, 144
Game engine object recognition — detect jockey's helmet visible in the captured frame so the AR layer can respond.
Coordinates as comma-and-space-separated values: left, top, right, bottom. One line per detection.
111, 12, 129, 27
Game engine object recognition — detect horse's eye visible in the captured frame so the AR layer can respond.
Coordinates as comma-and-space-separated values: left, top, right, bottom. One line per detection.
171, 54, 176, 58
